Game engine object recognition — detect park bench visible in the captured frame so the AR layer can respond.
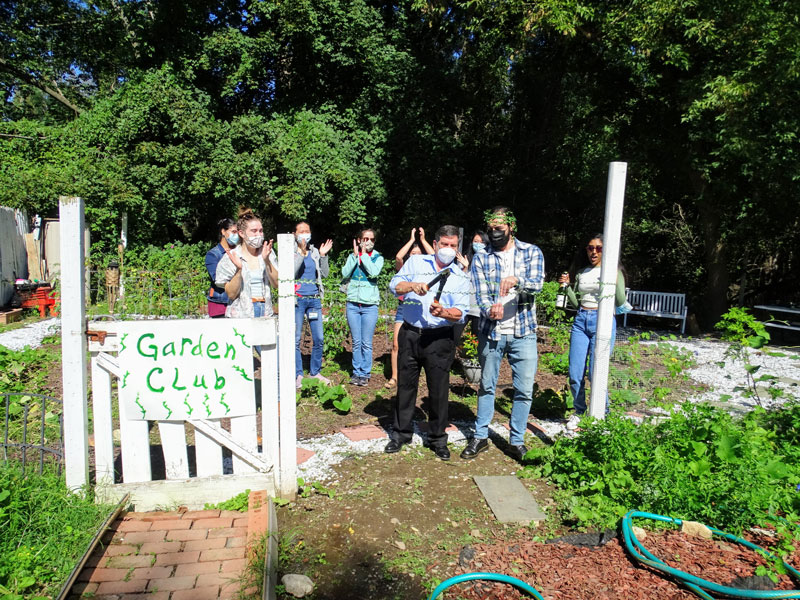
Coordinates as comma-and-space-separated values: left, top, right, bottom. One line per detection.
623, 290, 688, 334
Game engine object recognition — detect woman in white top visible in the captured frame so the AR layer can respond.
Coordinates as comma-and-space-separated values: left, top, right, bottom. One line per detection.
558, 233, 627, 430
214, 208, 278, 318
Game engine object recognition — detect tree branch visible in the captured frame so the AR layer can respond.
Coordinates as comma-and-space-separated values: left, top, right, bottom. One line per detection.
0, 57, 83, 115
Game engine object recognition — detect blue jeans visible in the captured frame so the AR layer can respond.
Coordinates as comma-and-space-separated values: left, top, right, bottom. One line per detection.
252, 301, 266, 353
346, 302, 379, 378
569, 308, 616, 414
474, 333, 538, 446
295, 296, 324, 377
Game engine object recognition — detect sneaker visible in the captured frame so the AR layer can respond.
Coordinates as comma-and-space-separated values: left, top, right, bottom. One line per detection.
349, 375, 361, 385
295, 375, 303, 389
312, 373, 331, 385
565, 414, 582, 431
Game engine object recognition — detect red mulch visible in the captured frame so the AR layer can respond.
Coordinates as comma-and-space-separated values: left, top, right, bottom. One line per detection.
455, 530, 800, 599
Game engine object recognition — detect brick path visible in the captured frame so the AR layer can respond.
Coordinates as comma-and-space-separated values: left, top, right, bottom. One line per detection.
71, 498, 268, 600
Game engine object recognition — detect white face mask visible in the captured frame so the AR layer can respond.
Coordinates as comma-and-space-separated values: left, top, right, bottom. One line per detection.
246, 235, 264, 249
362, 240, 374, 253
436, 246, 456, 265
296, 233, 311, 245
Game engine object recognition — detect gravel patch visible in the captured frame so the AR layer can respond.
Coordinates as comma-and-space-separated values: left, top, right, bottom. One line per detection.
0, 318, 60, 351
647, 338, 800, 411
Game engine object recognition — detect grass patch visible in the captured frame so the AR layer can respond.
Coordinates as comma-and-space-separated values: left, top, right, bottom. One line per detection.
0, 464, 116, 599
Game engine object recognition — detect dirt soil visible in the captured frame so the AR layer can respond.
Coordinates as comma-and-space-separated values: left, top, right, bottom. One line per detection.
277, 442, 553, 600
276, 334, 763, 600
277, 447, 800, 600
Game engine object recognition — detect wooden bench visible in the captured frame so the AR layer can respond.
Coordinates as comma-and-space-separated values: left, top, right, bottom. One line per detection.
623, 290, 688, 334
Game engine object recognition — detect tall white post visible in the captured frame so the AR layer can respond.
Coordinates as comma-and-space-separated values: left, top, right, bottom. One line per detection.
588, 162, 627, 419
276, 234, 297, 499
59, 196, 89, 490
119, 212, 128, 297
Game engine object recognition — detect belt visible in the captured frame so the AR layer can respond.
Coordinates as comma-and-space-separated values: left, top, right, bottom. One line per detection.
579, 306, 598, 311
348, 301, 376, 307
401, 322, 452, 335
252, 298, 266, 303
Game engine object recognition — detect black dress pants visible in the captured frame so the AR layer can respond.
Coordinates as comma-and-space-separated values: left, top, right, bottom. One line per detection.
393, 324, 456, 447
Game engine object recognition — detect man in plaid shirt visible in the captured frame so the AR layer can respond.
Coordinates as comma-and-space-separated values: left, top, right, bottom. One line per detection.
461, 207, 544, 461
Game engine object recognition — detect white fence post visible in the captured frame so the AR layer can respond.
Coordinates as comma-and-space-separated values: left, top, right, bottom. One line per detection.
60, 196, 89, 491
277, 234, 297, 499
589, 162, 627, 419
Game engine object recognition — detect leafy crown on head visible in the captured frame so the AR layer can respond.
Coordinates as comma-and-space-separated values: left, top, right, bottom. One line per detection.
484, 208, 516, 228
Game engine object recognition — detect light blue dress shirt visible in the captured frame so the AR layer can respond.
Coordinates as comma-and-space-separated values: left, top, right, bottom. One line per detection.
389, 254, 470, 328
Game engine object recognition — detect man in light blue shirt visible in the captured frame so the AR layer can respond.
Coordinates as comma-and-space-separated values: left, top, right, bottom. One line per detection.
386, 225, 470, 460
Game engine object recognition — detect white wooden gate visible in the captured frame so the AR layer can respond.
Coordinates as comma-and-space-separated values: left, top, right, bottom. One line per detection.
60, 197, 298, 508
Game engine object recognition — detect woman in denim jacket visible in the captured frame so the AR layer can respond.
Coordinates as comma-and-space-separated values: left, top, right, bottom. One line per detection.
294, 221, 332, 388
205, 218, 238, 318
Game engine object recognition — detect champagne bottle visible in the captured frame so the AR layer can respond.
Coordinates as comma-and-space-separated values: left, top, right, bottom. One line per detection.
556, 272, 569, 310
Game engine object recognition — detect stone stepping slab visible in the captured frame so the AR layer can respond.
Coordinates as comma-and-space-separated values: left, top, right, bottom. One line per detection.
339, 423, 388, 441
474, 475, 546, 524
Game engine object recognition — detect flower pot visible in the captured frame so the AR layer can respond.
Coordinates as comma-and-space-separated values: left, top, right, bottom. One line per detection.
461, 360, 482, 384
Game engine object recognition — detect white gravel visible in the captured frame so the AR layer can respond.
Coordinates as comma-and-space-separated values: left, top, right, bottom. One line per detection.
645, 338, 800, 411
0, 318, 60, 351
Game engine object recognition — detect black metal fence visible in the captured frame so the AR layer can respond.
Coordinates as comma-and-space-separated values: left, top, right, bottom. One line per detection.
1, 392, 64, 476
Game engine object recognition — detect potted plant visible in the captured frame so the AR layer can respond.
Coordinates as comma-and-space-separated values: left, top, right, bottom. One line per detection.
458, 328, 482, 384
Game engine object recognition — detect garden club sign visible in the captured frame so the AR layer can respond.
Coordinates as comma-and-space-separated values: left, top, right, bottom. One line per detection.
117, 319, 256, 421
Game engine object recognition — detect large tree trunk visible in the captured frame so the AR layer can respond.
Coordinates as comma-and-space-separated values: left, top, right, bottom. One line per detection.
697, 197, 729, 328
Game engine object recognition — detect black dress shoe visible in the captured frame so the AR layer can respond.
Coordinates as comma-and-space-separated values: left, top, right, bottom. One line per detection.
384, 439, 405, 454
430, 445, 450, 461
460, 438, 489, 459
508, 444, 529, 461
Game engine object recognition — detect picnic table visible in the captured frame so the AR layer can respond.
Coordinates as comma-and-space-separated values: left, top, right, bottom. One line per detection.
754, 304, 800, 334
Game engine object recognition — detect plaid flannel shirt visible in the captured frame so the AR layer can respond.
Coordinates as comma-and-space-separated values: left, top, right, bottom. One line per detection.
471, 238, 545, 339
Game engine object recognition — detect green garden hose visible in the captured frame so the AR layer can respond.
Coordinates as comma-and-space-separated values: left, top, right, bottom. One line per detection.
426, 572, 545, 600
426, 512, 800, 599
622, 510, 800, 599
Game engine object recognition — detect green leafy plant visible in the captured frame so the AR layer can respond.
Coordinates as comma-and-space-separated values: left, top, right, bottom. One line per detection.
540, 350, 569, 375
299, 378, 352, 413
97, 242, 209, 317
522, 402, 800, 532
715, 307, 770, 347
297, 478, 336, 499
457, 328, 479, 363
715, 307, 773, 406
204, 489, 251, 512
0, 465, 115, 599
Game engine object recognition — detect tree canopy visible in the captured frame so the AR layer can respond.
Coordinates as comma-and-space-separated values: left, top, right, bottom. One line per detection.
2, 0, 799, 325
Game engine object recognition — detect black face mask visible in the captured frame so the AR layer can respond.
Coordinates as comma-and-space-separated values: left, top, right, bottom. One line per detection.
488, 229, 510, 249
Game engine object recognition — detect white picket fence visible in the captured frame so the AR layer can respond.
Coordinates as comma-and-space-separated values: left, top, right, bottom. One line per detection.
60, 197, 298, 508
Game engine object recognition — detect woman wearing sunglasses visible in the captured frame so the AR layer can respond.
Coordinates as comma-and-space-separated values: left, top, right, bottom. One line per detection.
342, 228, 385, 386
558, 233, 628, 431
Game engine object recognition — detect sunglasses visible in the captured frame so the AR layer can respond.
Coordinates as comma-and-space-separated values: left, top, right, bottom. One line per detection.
362, 237, 375, 241
586, 245, 603, 252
